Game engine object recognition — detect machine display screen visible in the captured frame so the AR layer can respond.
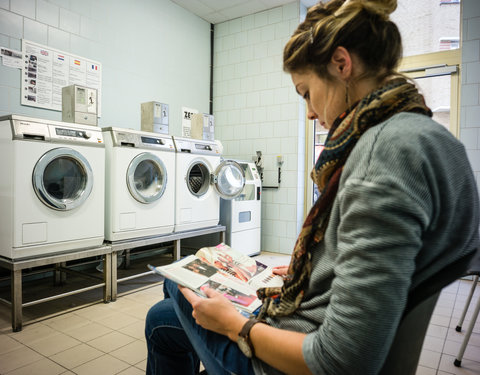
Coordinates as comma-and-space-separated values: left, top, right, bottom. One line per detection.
141, 136, 163, 145
56, 128, 84, 138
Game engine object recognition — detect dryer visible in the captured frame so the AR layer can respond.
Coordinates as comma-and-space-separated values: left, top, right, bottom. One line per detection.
0, 115, 105, 260
173, 137, 245, 232
103, 127, 176, 241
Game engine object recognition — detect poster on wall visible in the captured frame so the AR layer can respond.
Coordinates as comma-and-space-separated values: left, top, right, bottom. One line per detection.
21, 40, 102, 115
1, 47, 22, 69
182, 107, 198, 138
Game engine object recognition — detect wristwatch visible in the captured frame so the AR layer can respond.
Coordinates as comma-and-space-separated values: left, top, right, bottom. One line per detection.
237, 318, 262, 358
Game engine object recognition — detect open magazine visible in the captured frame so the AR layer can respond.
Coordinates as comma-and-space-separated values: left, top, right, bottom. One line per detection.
148, 243, 284, 314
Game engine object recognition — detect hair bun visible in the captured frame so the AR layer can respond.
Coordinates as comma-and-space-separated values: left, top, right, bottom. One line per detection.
337, 0, 397, 20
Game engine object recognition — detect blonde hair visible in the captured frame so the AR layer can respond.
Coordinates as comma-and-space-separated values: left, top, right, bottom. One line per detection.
284, 0, 401, 83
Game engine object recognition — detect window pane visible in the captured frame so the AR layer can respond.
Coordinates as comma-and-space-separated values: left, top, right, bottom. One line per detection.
391, 0, 460, 57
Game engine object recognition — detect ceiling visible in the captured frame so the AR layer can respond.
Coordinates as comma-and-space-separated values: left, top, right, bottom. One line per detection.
171, 0, 317, 24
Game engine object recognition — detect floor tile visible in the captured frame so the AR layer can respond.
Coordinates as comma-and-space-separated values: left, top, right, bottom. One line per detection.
418, 348, 441, 369
5, 357, 66, 375
25, 331, 81, 357
422, 335, 445, 352
87, 331, 136, 353
415, 365, 436, 375
0, 333, 24, 355
7, 323, 57, 345
0, 345, 44, 373
49, 343, 104, 369
96, 311, 140, 331
116, 366, 145, 375
72, 354, 130, 375
109, 339, 147, 365
438, 353, 480, 374
118, 320, 146, 340
62, 321, 114, 342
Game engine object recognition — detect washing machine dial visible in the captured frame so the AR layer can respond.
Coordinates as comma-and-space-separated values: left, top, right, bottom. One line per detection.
83, 131, 92, 139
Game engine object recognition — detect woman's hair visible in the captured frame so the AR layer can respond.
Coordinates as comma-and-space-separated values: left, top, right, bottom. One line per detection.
283, 0, 402, 82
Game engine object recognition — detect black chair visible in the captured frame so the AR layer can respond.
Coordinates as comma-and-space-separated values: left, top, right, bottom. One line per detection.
453, 249, 480, 367
379, 248, 479, 375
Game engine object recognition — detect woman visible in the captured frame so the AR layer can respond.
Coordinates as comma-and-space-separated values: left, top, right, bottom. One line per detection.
145, 0, 479, 374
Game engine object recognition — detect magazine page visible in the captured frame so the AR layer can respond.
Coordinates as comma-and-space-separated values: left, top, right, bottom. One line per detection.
195, 243, 283, 290
149, 255, 262, 313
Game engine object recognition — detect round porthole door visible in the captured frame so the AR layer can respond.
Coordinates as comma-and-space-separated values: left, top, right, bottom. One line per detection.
127, 152, 167, 204
186, 160, 211, 197
212, 160, 245, 199
32, 147, 93, 211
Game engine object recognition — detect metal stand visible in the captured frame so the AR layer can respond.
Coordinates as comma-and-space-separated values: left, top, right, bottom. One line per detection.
108, 225, 226, 301
0, 245, 111, 332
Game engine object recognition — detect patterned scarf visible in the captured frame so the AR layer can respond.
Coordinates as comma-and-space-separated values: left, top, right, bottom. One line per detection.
256, 77, 432, 319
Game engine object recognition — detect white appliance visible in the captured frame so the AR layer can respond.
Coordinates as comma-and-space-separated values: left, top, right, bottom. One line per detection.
103, 127, 176, 241
220, 161, 262, 256
173, 137, 245, 232
0, 115, 105, 260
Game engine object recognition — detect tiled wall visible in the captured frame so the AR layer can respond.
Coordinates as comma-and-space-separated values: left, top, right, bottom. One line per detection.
0, 0, 211, 133
213, 2, 303, 254
461, 0, 480, 193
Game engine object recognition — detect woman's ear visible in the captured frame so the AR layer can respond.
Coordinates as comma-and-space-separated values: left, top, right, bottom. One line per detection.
329, 46, 353, 80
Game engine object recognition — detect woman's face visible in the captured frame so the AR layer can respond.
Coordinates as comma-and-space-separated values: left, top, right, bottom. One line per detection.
291, 69, 347, 129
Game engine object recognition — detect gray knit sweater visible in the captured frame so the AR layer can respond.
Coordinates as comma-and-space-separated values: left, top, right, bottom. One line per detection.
253, 112, 479, 375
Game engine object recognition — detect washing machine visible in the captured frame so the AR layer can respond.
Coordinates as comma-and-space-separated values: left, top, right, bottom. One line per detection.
103, 127, 176, 241
173, 137, 245, 233
0, 115, 105, 260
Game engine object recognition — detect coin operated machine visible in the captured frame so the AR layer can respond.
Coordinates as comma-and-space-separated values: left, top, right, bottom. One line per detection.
62, 84, 98, 126
220, 161, 262, 256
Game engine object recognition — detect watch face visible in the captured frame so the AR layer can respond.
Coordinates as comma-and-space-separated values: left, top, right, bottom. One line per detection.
237, 337, 253, 358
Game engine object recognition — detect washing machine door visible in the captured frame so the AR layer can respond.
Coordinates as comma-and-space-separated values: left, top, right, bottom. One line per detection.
127, 152, 167, 204
212, 160, 245, 200
32, 147, 93, 211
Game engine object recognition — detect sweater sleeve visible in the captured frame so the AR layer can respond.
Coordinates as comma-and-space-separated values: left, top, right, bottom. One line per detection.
303, 178, 430, 374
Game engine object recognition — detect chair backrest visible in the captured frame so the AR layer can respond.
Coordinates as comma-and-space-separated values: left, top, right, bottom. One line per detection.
379, 248, 478, 375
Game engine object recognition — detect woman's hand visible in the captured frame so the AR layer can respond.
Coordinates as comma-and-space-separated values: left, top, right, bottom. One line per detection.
272, 265, 289, 277
179, 285, 248, 341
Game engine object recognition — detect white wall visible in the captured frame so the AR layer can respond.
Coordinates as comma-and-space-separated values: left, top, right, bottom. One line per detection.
0, 0, 211, 134
461, 0, 480, 194
213, 2, 303, 254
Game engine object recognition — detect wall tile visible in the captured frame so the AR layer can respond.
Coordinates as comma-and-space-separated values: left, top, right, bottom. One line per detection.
24, 18, 48, 45
282, 2, 298, 21
463, 0, 480, 18
0, 33, 9, 46
466, 149, 480, 170
462, 84, 480, 106
467, 17, 480, 40
10, 0, 35, 19
0, 9, 23, 39
460, 127, 479, 149
268, 7, 282, 24
59, 8, 80, 34
80, 16, 100, 41
466, 62, 480, 84
70, 0, 91, 18
0, 59, 20, 88
47, 26, 70, 51
0, 0, 8, 10
9, 37, 20, 50
0, 85, 10, 111
37, 0, 59, 27
465, 105, 480, 127
463, 40, 480, 63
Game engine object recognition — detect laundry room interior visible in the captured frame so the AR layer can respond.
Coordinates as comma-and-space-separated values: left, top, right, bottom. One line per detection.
0, 0, 480, 374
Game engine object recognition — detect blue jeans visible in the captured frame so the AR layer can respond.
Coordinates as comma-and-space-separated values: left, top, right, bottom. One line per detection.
145, 279, 254, 375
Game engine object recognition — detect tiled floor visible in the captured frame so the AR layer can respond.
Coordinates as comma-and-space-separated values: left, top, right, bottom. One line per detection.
0, 254, 478, 375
